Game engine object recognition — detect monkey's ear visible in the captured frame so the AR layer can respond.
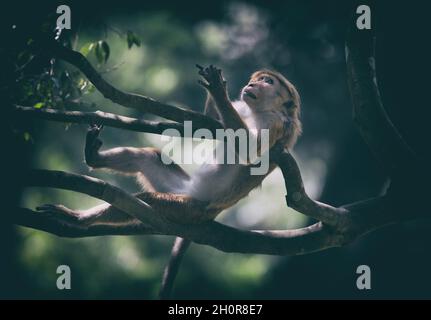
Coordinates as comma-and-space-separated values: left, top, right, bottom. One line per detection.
283, 100, 295, 109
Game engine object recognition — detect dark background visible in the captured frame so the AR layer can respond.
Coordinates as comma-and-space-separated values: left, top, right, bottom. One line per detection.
0, 0, 430, 299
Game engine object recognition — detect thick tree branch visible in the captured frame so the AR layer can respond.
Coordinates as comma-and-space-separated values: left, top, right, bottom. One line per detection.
41, 39, 223, 132
275, 151, 428, 242
346, 28, 417, 172
18, 168, 339, 255
270, 147, 347, 228
24, 169, 169, 230
16, 150, 429, 255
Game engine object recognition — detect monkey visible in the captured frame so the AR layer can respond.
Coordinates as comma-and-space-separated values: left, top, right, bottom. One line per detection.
36, 65, 301, 298
38, 65, 301, 225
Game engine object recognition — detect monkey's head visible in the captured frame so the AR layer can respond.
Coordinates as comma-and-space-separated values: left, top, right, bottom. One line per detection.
242, 70, 302, 149
241, 70, 300, 118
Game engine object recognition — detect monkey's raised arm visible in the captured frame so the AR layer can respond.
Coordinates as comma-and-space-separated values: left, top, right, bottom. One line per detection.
203, 94, 221, 121
197, 65, 248, 132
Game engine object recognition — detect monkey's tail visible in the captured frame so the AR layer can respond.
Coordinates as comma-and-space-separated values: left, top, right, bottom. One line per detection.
158, 237, 191, 299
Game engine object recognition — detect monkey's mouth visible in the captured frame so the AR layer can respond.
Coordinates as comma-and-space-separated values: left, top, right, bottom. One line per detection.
244, 90, 257, 100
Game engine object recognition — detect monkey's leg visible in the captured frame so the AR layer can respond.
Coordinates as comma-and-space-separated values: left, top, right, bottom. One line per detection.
37, 125, 198, 227
85, 124, 190, 193
36, 202, 138, 227
36, 191, 216, 227
138, 192, 217, 224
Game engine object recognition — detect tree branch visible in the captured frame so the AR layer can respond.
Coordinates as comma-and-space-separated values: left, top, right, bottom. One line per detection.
274, 151, 348, 228
24, 169, 168, 230
346, 28, 417, 172
41, 39, 223, 132
14, 17, 428, 257
16, 149, 429, 255
15, 105, 227, 138
18, 168, 339, 255
13, 207, 159, 238
14, 105, 204, 137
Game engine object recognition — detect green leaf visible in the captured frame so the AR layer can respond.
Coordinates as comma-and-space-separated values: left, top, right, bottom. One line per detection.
95, 40, 110, 63
33, 102, 44, 109
126, 30, 141, 49
79, 79, 88, 91
79, 42, 95, 57
23, 132, 31, 141
86, 83, 96, 93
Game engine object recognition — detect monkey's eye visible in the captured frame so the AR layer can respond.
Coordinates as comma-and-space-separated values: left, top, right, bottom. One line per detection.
259, 76, 274, 85
265, 77, 274, 85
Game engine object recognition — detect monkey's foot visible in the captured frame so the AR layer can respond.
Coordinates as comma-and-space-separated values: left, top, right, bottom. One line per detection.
36, 204, 86, 225
86, 124, 104, 150
85, 124, 104, 167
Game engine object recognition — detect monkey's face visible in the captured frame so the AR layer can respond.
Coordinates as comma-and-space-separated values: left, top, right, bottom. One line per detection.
241, 73, 289, 111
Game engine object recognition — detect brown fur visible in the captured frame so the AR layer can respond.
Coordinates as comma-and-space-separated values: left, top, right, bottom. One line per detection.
250, 69, 302, 149
38, 68, 302, 226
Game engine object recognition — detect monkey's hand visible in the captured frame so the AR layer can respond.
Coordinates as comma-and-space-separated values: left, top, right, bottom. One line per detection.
85, 124, 104, 167
196, 64, 227, 97
197, 64, 246, 132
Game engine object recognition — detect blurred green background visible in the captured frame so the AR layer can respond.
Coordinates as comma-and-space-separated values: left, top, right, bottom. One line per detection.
1, 0, 431, 299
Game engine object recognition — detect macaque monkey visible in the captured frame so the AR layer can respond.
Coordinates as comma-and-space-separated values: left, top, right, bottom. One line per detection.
37, 65, 301, 297
38, 66, 301, 225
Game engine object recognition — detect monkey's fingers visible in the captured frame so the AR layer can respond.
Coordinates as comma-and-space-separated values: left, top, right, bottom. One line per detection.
217, 68, 226, 83
91, 123, 104, 131
36, 204, 80, 223
197, 79, 210, 90
209, 64, 222, 74
197, 65, 224, 88
207, 65, 221, 79
88, 123, 100, 133
198, 68, 209, 79
87, 123, 104, 137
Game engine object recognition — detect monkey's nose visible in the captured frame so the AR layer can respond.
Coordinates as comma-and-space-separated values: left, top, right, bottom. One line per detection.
248, 83, 256, 87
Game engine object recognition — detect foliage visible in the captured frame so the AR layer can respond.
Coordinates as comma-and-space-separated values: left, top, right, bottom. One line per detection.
5, 0, 431, 299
